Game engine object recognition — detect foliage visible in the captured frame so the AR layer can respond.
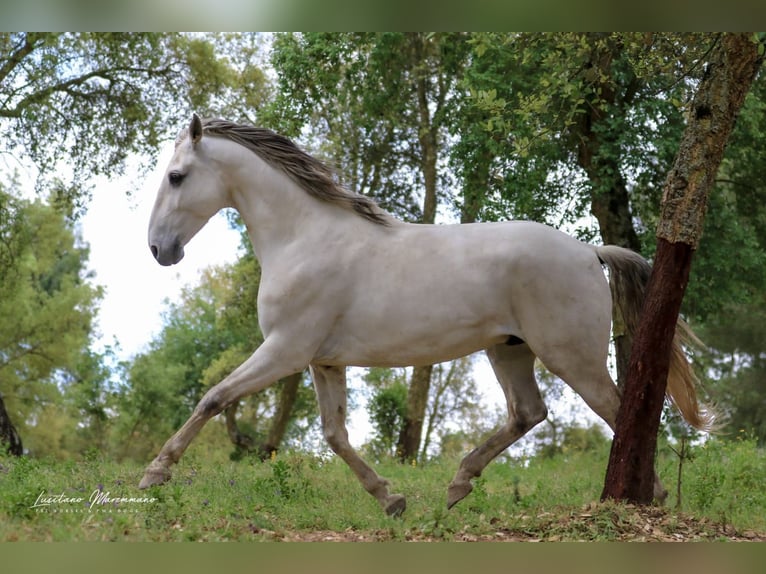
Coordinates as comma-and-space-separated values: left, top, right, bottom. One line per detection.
363, 358, 491, 463
364, 370, 408, 460
684, 73, 766, 443
2, 32, 765, 497
658, 435, 766, 530
0, 32, 270, 214
452, 33, 703, 230
266, 32, 471, 222
537, 424, 611, 460
0, 183, 103, 458
420, 357, 487, 458
458, 33, 766, 441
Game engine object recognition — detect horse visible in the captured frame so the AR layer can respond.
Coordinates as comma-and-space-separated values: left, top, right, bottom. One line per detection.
140, 113, 715, 516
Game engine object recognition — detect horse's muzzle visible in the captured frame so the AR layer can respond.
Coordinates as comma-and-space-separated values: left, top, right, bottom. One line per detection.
149, 240, 184, 266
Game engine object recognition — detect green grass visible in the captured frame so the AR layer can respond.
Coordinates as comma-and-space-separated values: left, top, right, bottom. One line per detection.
1, 438, 764, 541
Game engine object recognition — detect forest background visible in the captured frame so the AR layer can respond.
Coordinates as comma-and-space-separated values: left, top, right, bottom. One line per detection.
2, 32, 766, 476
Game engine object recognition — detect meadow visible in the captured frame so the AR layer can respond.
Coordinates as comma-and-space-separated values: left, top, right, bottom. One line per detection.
1, 436, 765, 542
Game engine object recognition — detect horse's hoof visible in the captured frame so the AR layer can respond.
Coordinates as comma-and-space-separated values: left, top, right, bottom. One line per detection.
138, 466, 171, 489
447, 481, 473, 510
384, 494, 407, 517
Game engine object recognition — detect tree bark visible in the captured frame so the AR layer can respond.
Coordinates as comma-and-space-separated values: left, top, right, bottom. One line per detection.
224, 371, 303, 460
397, 364, 433, 463
0, 393, 23, 456
602, 239, 694, 502
224, 401, 255, 454
397, 33, 441, 463
259, 370, 302, 459
602, 33, 764, 504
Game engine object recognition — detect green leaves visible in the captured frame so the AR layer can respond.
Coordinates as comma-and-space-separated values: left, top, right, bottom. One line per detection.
0, 184, 102, 458
266, 33, 470, 222
0, 33, 273, 212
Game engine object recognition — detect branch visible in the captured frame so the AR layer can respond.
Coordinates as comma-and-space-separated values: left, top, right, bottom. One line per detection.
0, 63, 179, 119
0, 33, 45, 85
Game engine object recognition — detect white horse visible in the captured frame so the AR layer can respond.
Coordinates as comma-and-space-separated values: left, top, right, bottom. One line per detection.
140, 114, 714, 516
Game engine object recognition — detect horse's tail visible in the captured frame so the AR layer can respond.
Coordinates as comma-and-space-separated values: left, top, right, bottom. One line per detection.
595, 245, 717, 432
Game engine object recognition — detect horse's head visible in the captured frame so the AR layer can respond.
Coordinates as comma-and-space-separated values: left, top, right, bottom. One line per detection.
148, 114, 229, 266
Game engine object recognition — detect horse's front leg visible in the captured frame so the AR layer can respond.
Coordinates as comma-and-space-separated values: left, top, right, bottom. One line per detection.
138, 337, 306, 489
310, 364, 406, 516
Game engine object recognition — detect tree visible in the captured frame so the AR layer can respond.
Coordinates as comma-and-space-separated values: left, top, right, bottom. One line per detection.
700, 293, 766, 443
364, 368, 409, 460
419, 356, 484, 460
602, 33, 764, 504
0, 32, 262, 213
687, 70, 766, 442
363, 358, 489, 461
0, 394, 22, 455
0, 183, 102, 457
458, 33, 716, 390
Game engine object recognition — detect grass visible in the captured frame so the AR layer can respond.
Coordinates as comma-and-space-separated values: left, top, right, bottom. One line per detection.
1, 438, 765, 541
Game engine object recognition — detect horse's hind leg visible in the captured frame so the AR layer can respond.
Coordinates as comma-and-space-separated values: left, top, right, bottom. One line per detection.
541, 349, 669, 503
310, 364, 406, 516
448, 343, 547, 509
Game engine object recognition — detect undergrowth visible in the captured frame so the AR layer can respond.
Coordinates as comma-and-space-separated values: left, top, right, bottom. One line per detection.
0, 437, 764, 541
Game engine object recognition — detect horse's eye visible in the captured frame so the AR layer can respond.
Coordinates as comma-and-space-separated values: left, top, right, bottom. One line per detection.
168, 171, 185, 187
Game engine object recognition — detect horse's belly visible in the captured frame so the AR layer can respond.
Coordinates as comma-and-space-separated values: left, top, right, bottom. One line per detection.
313, 313, 511, 367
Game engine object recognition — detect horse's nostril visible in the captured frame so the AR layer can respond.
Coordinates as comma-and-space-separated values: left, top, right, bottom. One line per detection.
150, 245, 159, 260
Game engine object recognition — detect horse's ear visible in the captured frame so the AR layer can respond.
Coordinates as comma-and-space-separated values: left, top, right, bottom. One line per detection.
190, 113, 203, 146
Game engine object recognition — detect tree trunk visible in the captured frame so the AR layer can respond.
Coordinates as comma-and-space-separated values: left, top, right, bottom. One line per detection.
397, 364, 433, 463
224, 371, 303, 460
397, 32, 440, 463
224, 402, 255, 454
587, 166, 642, 393
258, 371, 302, 459
602, 33, 764, 504
0, 393, 23, 456
575, 33, 642, 392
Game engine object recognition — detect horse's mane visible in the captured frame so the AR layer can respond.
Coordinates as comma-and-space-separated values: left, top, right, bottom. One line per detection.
197, 118, 390, 226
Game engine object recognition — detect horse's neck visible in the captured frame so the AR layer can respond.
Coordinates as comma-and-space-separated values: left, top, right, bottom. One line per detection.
231, 162, 362, 266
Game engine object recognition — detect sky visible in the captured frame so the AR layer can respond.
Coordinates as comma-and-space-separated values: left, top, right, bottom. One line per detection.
80, 144, 242, 359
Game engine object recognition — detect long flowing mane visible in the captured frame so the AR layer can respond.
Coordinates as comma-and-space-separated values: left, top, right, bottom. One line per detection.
198, 118, 390, 225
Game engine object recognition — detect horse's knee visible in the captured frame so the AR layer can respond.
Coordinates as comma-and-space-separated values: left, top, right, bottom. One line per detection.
196, 391, 231, 419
